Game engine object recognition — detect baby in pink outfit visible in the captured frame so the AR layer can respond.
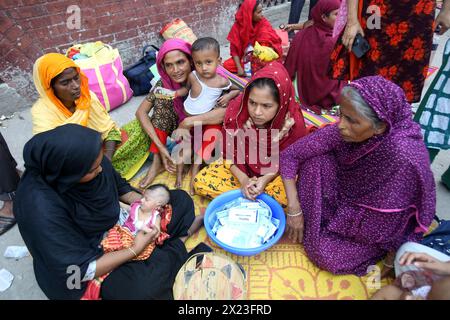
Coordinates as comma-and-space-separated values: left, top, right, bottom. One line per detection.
122, 184, 170, 235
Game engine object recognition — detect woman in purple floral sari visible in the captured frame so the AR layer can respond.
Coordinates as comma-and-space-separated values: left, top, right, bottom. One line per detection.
280, 76, 436, 276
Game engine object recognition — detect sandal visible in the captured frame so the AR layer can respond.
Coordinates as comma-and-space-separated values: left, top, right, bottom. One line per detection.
187, 242, 213, 259
0, 215, 16, 236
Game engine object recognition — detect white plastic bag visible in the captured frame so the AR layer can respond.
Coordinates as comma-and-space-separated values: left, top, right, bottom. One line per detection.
4, 246, 29, 259
0, 268, 14, 292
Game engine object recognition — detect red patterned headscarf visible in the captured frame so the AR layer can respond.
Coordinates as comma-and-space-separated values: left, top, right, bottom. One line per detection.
223, 62, 307, 177
227, 0, 282, 58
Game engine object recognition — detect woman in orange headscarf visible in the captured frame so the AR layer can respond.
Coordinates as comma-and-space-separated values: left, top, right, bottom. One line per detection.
31, 53, 121, 159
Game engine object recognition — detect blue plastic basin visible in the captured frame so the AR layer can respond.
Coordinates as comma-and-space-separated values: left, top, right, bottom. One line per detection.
204, 189, 286, 256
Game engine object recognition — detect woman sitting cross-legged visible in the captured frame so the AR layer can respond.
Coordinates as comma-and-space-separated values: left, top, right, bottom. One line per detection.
14, 124, 202, 300
280, 76, 436, 276
131, 39, 230, 189
223, 0, 282, 76
284, 0, 344, 114
193, 62, 307, 207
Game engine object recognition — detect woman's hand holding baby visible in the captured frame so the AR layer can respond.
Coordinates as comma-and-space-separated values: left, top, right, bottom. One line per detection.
151, 214, 162, 233
399, 252, 450, 276
132, 225, 161, 254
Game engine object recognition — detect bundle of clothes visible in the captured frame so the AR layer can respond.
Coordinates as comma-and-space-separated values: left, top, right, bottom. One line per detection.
66, 41, 108, 60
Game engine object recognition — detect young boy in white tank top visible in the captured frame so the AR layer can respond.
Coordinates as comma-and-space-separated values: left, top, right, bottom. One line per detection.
174, 38, 240, 194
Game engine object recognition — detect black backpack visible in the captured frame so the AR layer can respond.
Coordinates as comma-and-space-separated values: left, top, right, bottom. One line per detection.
422, 217, 450, 256
124, 45, 159, 96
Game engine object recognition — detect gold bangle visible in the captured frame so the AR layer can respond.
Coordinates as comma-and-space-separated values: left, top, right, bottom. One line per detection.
128, 247, 138, 258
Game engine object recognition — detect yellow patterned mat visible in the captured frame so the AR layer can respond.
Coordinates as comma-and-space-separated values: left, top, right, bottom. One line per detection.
131, 171, 392, 300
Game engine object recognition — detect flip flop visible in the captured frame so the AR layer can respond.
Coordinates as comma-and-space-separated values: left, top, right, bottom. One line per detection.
0, 215, 16, 236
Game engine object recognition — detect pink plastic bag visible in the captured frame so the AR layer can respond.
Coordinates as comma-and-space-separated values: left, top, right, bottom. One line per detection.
69, 44, 133, 112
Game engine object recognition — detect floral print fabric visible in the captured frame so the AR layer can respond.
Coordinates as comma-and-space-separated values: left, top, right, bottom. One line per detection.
330, 0, 435, 102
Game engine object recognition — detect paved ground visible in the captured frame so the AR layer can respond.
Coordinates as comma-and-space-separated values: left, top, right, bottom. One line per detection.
1, 2, 449, 299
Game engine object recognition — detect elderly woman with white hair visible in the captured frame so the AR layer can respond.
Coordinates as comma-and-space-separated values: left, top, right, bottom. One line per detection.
280, 76, 436, 277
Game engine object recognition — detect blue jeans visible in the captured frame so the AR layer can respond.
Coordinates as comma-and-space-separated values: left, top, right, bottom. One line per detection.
288, 0, 306, 25
288, 0, 318, 23
287, 0, 318, 38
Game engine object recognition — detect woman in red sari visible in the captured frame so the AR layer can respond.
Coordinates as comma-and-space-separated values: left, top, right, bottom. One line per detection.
223, 0, 283, 77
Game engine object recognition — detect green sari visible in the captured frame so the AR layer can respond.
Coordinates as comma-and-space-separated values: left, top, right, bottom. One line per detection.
112, 119, 151, 180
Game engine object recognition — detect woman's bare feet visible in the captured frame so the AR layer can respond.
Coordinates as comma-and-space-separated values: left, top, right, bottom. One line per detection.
175, 164, 184, 189
189, 164, 201, 196
0, 201, 14, 218
139, 154, 164, 189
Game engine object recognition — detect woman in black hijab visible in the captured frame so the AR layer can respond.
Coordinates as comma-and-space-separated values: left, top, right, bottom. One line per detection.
14, 124, 196, 300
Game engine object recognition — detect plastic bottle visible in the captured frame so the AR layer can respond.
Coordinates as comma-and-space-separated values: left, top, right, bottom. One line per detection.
244, 45, 254, 77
